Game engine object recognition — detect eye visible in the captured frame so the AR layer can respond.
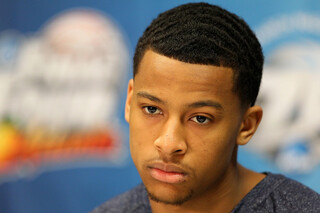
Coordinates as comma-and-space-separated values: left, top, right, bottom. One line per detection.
143, 106, 162, 115
190, 115, 211, 124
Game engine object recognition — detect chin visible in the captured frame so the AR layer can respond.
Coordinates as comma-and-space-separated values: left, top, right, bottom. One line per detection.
145, 182, 194, 206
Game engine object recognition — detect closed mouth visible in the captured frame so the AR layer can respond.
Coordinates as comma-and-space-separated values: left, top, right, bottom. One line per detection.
147, 162, 188, 184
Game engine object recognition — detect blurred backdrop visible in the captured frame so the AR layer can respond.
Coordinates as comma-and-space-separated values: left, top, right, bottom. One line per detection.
0, 0, 320, 212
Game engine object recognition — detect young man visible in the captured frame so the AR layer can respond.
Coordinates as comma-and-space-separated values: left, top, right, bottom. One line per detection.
92, 2, 320, 212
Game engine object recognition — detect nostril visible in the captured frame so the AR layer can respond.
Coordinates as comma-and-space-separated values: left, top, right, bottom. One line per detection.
174, 149, 182, 153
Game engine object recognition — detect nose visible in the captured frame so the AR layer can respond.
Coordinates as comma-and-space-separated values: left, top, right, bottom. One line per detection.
154, 118, 187, 159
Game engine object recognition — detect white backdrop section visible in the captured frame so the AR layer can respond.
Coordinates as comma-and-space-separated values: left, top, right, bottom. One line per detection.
249, 12, 320, 173
1, 9, 129, 131
256, 12, 320, 46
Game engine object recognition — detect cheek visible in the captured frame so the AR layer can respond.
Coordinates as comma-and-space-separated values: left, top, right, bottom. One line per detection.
129, 112, 158, 164
188, 127, 237, 171
129, 125, 146, 161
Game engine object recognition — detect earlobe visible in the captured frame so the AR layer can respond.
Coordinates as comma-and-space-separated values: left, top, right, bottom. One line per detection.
237, 106, 263, 146
125, 79, 134, 123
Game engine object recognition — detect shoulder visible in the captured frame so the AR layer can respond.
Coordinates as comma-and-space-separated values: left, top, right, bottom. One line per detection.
266, 173, 320, 211
90, 183, 151, 213
233, 172, 320, 213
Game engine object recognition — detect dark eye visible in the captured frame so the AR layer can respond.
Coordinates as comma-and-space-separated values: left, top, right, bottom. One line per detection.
191, 115, 210, 124
143, 106, 162, 115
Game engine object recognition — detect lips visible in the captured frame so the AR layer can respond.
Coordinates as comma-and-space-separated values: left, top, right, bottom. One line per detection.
147, 162, 188, 184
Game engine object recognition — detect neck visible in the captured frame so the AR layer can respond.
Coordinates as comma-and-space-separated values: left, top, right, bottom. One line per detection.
150, 163, 265, 213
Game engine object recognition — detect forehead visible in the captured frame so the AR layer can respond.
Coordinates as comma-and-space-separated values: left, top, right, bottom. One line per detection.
135, 50, 234, 94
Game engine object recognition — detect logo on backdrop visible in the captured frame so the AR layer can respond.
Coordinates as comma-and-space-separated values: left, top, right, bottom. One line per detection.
249, 13, 320, 174
0, 9, 129, 179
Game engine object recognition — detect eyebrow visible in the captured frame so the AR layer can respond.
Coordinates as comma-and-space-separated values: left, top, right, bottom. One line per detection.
137, 91, 223, 111
137, 91, 165, 104
187, 101, 223, 111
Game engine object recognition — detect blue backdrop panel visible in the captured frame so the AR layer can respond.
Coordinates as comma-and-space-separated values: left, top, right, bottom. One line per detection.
0, 1, 320, 213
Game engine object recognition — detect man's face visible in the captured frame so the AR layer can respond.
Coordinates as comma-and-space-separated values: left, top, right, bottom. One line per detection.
125, 50, 245, 205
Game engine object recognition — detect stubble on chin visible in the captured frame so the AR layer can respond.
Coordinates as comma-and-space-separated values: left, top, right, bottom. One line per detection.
146, 187, 194, 206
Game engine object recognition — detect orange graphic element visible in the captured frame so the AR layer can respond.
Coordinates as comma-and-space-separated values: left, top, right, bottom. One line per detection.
0, 123, 24, 168
0, 121, 119, 174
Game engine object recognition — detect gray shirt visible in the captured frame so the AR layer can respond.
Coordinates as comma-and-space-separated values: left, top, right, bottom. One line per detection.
91, 173, 320, 213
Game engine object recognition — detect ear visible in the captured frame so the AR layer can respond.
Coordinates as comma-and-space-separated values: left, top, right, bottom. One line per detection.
237, 106, 263, 146
124, 79, 134, 123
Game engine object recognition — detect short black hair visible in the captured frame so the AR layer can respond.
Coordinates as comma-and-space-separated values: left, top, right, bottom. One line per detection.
133, 2, 264, 107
